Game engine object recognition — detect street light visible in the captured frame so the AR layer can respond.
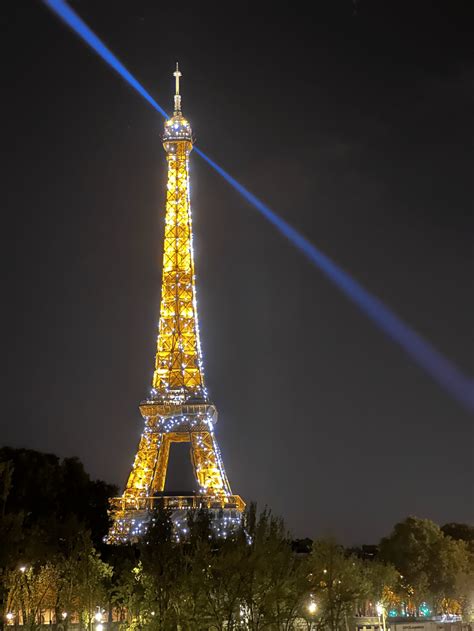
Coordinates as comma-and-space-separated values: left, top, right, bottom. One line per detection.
94, 606, 106, 631
19, 566, 27, 573
307, 601, 317, 615
94, 606, 103, 631
306, 600, 318, 631
376, 602, 386, 631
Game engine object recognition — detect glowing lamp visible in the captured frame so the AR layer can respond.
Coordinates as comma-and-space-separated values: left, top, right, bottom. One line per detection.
307, 601, 317, 615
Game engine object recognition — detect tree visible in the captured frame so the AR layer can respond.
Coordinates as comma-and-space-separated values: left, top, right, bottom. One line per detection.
237, 506, 305, 630
5, 563, 60, 631
55, 533, 112, 631
0, 461, 14, 518
454, 557, 474, 622
197, 533, 249, 631
363, 560, 399, 616
439, 520, 474, 615
137, 506, 184, 630
0, 460, 25, 631
379, 516, 471, 615
379, 517, 441, 613
0, 448, 117, 552
102, 543, 137, 626
306, 539, 370, 631
441, 523, 474, 552
430, 536, 470, 614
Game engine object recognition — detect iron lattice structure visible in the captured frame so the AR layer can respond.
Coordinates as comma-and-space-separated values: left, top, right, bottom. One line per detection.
108, 66, 244, 543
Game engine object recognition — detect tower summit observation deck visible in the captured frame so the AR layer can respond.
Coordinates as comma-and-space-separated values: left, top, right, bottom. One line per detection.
108, 65, 245, 543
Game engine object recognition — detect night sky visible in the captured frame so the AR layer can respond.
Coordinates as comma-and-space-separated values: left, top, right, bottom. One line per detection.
3, 1, 473, 544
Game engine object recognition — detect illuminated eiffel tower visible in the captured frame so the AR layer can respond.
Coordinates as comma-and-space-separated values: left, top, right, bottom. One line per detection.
108, 65, 244, 543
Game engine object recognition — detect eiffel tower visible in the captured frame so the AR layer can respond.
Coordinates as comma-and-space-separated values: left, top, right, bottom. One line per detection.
108, 65, 244, 543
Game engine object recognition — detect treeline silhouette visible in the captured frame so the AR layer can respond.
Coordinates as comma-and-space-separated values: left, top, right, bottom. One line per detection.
0, 447, 472, 631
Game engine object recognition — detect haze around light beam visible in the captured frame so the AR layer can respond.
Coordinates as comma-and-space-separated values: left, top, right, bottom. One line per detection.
42, 0, 474, 413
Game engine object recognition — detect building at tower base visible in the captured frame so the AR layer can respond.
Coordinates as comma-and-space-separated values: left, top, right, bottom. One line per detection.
109, 493, 245, 544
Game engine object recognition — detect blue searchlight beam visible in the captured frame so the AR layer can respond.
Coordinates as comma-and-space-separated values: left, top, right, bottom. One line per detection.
42, 0, 474, 413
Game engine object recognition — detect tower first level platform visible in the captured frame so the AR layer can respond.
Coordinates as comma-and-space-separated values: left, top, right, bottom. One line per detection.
107, 66, 244, 543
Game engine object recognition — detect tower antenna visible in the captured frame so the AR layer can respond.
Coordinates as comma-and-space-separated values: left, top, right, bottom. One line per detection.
173, 61, 182, 113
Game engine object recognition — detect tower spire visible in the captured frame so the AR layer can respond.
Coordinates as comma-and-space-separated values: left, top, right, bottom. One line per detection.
173, 62, 182, 113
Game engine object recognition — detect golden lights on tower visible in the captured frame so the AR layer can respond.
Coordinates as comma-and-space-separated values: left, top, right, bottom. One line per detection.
108, 65, 244, 543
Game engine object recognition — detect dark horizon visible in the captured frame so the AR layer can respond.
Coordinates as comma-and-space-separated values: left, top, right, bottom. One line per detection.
3, 0, 473, 544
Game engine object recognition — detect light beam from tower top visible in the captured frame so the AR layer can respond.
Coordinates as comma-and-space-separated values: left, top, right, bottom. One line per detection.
41, 0, 474, 413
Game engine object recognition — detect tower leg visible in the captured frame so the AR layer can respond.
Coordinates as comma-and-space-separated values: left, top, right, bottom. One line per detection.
123, 428, 162, 498
149, 433, 171, 494
190, 431, 231, 496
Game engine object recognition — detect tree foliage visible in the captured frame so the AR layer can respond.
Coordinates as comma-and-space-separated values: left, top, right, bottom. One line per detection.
1, 449, 473, 630
379, 516, 472, 615
306, 540, 370, 631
